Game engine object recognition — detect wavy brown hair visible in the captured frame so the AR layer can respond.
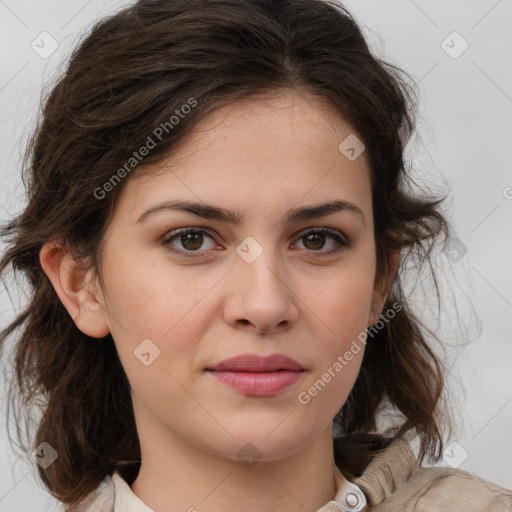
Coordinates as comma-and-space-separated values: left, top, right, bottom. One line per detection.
0, 0, 456, 508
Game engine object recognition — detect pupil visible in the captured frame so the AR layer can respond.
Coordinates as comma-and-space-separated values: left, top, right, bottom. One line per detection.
182, 233, 202, 250
305, 233, 324, 250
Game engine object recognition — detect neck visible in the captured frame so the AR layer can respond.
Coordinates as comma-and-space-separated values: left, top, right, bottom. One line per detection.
130, 424, 344, 512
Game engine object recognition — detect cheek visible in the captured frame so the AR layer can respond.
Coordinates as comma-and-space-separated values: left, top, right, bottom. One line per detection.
101, 250, 212, 369
310, 267, 376, 337
302, 262, 375, 399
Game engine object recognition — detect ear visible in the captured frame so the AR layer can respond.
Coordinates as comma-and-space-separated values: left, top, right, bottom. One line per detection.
368, 247, 400, 327
39, 241, 110, 338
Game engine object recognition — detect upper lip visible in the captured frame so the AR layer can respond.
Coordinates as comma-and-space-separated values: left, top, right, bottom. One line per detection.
206, 353, 304, 372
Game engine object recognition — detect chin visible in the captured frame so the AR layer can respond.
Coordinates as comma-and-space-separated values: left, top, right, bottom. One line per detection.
205, 423, 319, 463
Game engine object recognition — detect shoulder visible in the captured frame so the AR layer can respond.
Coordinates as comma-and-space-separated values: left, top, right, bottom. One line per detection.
66, 474, 115, 512
386, 465, 512, 512
343, 435, 512, 512
335, 433, 512, 511
66, 471, 154, 512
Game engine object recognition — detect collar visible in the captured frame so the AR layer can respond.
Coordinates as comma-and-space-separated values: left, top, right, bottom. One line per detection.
316, 437, 417, 511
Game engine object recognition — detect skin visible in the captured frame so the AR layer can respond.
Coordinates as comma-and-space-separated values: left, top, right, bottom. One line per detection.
40, 90, 398, 512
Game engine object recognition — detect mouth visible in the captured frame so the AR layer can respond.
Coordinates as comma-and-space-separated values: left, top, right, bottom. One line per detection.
205, 353, 305, 396
206, 353, 304, 372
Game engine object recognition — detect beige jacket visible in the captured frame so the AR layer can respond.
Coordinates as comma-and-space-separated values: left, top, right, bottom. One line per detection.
73, 436, 512, 511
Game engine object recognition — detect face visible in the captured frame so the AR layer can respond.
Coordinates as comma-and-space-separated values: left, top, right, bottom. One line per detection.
94, 91, 388, 463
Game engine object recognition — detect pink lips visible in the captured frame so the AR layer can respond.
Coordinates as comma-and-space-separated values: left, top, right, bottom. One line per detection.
206, 353, 305, 396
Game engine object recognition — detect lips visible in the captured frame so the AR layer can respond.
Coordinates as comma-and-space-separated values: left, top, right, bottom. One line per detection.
206, 354, 306, 396
206, 353, 304, 372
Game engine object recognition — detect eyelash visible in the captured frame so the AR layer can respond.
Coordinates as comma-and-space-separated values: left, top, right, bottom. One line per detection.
161, 227, 350, 259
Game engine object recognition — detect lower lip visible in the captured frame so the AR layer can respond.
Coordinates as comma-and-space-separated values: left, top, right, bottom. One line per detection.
207, 370, 305, 396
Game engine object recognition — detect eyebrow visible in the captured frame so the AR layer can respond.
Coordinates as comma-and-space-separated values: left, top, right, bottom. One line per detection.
136, 199, 365, 226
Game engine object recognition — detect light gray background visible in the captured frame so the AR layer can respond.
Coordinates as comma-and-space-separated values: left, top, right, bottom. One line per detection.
0, 1, 511, 510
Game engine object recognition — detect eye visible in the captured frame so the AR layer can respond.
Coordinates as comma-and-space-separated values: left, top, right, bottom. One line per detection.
162, 227, 217, 257
292, 228, 350, 255
161, 226, 350, 259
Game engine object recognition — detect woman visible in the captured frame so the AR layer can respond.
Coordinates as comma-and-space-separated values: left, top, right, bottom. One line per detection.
0, 0, 510, 511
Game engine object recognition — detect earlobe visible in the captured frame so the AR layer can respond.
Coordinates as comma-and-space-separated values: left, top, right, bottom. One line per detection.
368, 248, 400, 327
39, 241, 110, 338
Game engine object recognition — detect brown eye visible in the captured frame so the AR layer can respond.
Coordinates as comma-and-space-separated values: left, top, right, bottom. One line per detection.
180, 232, 204, 250
294, 228, 350, 255
302, 232, 326, 250
163, 227, 217, 256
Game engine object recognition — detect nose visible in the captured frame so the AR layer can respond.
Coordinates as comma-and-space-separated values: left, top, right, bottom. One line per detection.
223, 250, 299, 334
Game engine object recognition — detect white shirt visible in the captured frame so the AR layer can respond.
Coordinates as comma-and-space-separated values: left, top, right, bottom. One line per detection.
75, 471, 154, 512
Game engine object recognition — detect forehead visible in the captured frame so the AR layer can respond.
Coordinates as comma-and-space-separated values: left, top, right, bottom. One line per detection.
174, 91, 363, 165
115, 90, 372, 224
